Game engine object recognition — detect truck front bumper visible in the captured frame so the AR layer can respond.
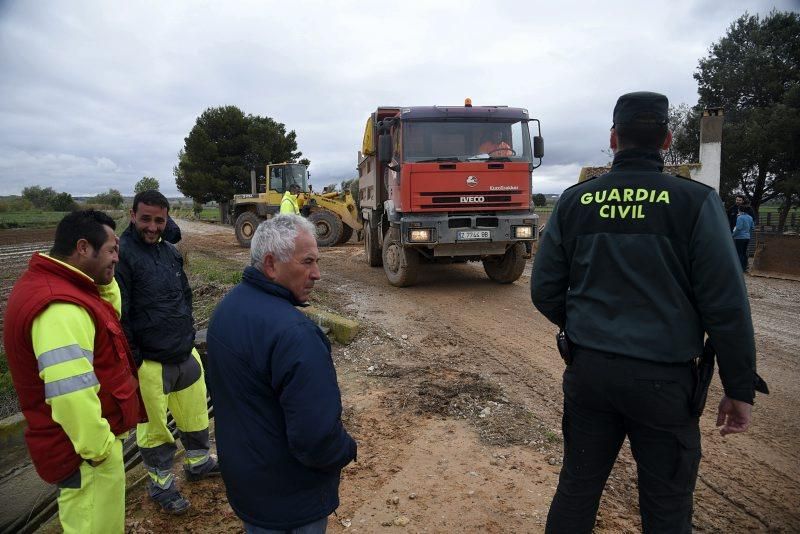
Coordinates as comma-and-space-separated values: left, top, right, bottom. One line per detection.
399, 212, 539, 257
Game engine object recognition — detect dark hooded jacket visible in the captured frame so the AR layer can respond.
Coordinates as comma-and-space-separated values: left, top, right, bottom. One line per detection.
116, 224, 195, 365
206, 266, 356, 530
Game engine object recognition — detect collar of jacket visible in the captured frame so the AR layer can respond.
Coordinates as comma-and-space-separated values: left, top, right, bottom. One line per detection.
610, 148, 665, 173
242, 265, 307, 307
30, 252, 99, 296
123, 222, 163, 246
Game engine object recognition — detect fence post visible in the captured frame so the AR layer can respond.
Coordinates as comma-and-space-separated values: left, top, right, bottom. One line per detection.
766, 212, 772, 226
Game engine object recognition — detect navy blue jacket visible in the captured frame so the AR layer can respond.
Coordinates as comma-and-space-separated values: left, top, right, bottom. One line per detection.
206, 266, 356, 529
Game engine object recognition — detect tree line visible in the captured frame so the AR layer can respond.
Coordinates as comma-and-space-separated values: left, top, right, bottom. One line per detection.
667, 11, 799, 230
7, 176, 166, 213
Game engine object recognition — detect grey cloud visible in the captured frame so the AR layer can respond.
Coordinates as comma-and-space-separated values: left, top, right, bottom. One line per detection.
1, 0, 795, 197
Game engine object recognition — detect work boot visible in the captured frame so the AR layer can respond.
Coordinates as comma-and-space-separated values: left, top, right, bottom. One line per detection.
148, 480, 191, 515
185, 455, 221, 482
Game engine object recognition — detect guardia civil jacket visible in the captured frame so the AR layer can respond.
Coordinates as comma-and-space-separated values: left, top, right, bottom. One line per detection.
206, 266, 357, 530
116, 224, 195, 365
531, 148, 757, 403
4, 253, 143, 483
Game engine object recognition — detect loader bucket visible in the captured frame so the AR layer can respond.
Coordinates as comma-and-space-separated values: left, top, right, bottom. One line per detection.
751, 233, 800, 280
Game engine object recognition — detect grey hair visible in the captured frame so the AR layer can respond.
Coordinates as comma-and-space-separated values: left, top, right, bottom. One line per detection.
250, 214, 316, 267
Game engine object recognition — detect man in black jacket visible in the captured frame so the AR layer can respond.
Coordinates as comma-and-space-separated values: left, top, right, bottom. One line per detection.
116, 190, 218, 515
531, 92, 761, 533
727, 194, 755, 229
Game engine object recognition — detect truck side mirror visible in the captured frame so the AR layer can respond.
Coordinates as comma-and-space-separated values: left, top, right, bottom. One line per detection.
378, 134, 393, 164
533, 136, 544, 159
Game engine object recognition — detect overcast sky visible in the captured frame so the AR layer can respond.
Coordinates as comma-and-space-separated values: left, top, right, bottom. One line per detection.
0, 0, 796, 197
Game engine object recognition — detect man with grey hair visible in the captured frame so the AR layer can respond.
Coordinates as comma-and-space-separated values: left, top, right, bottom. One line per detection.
206, 214, 357, 533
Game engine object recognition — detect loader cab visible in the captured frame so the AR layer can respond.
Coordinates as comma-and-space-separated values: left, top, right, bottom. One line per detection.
267, 163, 309, 194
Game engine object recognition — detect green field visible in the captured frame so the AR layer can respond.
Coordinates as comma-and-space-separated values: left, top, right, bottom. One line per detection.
0, 210, 76, 229
0, 206, 222, 230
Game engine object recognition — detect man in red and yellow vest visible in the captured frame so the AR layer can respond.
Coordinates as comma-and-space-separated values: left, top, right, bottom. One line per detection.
3, 210, 144, 534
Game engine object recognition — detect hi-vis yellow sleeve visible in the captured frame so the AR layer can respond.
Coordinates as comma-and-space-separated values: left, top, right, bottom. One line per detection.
31, 303, 115, 463
98, 277, 122, 319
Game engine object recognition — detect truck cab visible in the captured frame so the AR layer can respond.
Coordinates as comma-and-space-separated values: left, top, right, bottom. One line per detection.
359, 102, 544, 286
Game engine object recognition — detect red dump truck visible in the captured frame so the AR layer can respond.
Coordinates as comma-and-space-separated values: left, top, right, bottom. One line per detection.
357, 100, 544, 286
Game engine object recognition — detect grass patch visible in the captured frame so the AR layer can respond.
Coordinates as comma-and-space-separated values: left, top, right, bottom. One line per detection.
184, 251, 243, 285
544, 429, 562, 443
183, 251, 243, 329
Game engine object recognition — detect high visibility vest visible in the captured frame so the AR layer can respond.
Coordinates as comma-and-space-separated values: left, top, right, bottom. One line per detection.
3, 253, 144, 483
280, 191, 300, 214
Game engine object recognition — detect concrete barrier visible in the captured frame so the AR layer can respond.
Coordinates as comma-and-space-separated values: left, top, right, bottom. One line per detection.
302, 306, 360, 345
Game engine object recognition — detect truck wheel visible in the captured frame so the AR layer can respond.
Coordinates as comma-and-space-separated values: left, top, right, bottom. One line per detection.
483, 242, 526, 283
337, 225, 354, 245
309, 210, 344, 247
234, 211, 262, 248
364, 220, 382, 267
382, 227, 419, 287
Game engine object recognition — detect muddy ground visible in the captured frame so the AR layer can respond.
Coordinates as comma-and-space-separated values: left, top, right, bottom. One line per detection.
2, 221, 798, 533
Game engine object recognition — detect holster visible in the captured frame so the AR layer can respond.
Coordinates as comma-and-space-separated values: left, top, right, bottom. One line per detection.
690, 339, 716, 418
691, 339, 770, 418
556, 330, 573, 366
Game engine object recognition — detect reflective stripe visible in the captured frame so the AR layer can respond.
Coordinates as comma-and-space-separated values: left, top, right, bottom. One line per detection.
147, 467, 175, 489
44, 371, 99, 399
184, 449, 210, 466
37, 344, 94, 372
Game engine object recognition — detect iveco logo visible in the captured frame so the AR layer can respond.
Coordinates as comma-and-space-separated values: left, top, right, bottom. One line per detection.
465, 175, 478, 187
460, 196, 485, 203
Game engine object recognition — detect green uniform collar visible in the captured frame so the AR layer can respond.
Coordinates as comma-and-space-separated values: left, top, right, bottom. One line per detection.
611, 148, 665, 173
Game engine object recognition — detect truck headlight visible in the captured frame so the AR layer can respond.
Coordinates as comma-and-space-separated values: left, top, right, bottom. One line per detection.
409, 229, 432, 242
514, 226, 533, 239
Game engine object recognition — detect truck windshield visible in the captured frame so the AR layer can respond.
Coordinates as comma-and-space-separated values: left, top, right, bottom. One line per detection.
403, 121, 532, 163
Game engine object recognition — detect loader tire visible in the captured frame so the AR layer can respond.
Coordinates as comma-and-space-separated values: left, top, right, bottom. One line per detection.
483, 242, 526, 284
382, 227, 419, 287
337, 225, 354, 245
234, 211, 262, 248
364, 219, 382, 267
309, 210, 344, 247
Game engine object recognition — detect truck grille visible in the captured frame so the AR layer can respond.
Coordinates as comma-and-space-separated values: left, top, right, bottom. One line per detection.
448, 217, 499, 228
418, 191, 517, 209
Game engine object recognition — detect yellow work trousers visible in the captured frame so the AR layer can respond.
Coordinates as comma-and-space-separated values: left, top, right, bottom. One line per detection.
136, 348, 209, 454
56, 437, 125, 534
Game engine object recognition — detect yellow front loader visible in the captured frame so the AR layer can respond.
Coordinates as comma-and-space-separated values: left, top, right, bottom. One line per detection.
230, 162, 362, 248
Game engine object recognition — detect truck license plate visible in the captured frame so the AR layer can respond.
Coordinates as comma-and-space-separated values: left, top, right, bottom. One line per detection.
458, 230, 491, 240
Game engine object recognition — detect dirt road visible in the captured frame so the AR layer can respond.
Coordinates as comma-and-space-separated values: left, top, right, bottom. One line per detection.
118, 219, 800, 533
5, 221, 795, 533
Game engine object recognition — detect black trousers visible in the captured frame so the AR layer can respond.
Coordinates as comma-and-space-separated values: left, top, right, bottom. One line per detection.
546, 346, 701, 534
734, 239, 749, 272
